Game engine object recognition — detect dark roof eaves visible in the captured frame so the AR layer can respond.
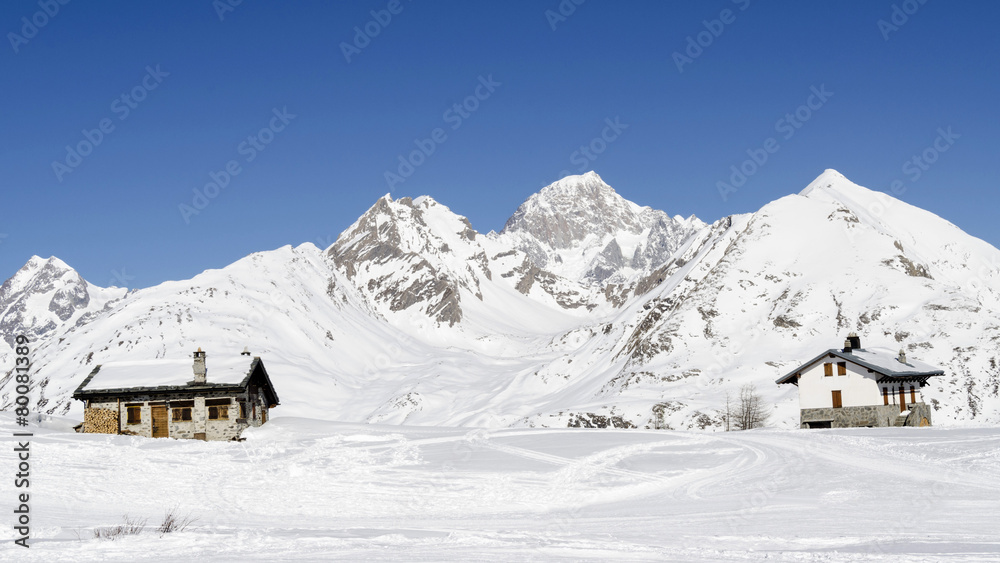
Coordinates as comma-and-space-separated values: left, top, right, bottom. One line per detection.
73, 382, 248, 399
776, 348, 944, 383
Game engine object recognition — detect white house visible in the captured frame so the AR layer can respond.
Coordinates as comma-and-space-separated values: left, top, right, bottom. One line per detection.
776, 334, 943, 428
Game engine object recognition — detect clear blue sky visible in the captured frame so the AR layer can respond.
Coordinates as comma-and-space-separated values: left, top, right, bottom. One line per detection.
2, 1, 998, 288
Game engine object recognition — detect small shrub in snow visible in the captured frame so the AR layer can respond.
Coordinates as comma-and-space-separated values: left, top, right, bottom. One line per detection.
157, 507, 196, 535
93, 516, 147, 540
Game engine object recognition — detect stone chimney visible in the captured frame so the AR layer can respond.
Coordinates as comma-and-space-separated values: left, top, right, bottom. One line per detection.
848, 332, 861, 350
241, 346, 251, 356
898, 349, 907, 364
193, 348, 207, 384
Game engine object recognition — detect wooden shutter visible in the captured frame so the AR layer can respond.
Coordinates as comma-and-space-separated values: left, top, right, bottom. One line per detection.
837, 362, 847, 375
824, 363, 833, 377
831, 390, 843, 408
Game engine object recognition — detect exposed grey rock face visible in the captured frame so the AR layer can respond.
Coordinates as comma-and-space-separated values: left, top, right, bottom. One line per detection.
329, 196, 465, 326
500, 172, 704, 284
587, 239, 625, 282
49, 280, 91, 321
632, 215, 697, 271
502, 172, 649, 248
0, 257, 104, 346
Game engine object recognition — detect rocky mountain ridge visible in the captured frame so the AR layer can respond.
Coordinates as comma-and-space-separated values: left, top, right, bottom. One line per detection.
2, 170, 998, 430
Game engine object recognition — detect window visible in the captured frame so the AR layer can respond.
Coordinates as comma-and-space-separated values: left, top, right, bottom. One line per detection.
206, 398, 231, 420
837, 362, 847, 376
831, 390, 843, 408
239, 401, 247, 419
171, 400, 193, 422
126, 404, 142, 424
823, 363, 833, 377
882, 387, 889, 406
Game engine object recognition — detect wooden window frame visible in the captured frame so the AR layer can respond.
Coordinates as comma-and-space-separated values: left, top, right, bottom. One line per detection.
823, 363, 833, 377
831, 390, 843, 409
172, 407, 192, 422
837, 362, 847, 376
208, 405, 229, 420
126, 405, 142, 425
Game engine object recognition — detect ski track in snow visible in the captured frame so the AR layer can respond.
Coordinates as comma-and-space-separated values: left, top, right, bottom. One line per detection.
1, 414, 999, 561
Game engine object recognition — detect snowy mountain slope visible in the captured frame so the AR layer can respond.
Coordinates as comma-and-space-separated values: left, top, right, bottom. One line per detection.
0, 256, 125, 348
498, 172, 705, 285
525, 170, 1000, 429
1, 169, 999, 431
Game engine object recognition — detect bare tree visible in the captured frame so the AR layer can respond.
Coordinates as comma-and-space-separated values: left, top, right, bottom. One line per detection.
719, 384, 771, 431
733, 383, 770, 430
721, 391, 733, 432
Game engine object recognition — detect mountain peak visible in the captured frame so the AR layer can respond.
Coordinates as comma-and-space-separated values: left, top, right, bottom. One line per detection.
500, 172, 646, 248
798, 168, 852, 198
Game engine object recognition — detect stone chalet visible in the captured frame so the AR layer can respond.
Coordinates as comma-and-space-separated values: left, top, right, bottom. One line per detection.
72, 348, 279, 441
776, 334, 943, 429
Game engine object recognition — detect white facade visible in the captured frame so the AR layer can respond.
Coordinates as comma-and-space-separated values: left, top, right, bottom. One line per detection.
797, 356, 923, 410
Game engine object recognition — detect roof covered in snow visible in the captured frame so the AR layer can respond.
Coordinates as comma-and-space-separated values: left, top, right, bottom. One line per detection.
776, 346, 945, 385
73, 353, 279, 405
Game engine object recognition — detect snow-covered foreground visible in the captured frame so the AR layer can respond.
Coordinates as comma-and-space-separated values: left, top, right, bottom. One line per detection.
2, 414, 999, 561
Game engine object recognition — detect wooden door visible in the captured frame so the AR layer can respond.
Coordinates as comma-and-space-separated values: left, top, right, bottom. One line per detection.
831, 390, 842, 409
898, 387, 907, 413
151, 405, 169, 438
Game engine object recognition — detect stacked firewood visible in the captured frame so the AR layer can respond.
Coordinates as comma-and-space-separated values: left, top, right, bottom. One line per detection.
83, 407, 119, 434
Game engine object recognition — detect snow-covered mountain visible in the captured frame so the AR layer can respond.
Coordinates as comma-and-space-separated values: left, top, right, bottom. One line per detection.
0, 256, 125, 348
498, 171, 705, 284
2, 170, 999, 430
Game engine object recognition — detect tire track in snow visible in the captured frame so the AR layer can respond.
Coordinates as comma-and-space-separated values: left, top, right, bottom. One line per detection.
748, 432, 1000, 494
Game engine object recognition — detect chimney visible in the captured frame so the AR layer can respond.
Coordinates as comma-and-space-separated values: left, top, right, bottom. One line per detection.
843, 338, 853, 354
192, 348, 207, 384
898, 349, 907, 364
848, 332, 861, 350
241, 346, 251, 356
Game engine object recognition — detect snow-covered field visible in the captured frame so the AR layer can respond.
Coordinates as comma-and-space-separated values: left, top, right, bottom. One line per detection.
2, 414, 999, 561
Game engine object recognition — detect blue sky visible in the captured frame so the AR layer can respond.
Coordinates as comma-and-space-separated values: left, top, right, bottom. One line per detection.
2, 0, 998, 288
